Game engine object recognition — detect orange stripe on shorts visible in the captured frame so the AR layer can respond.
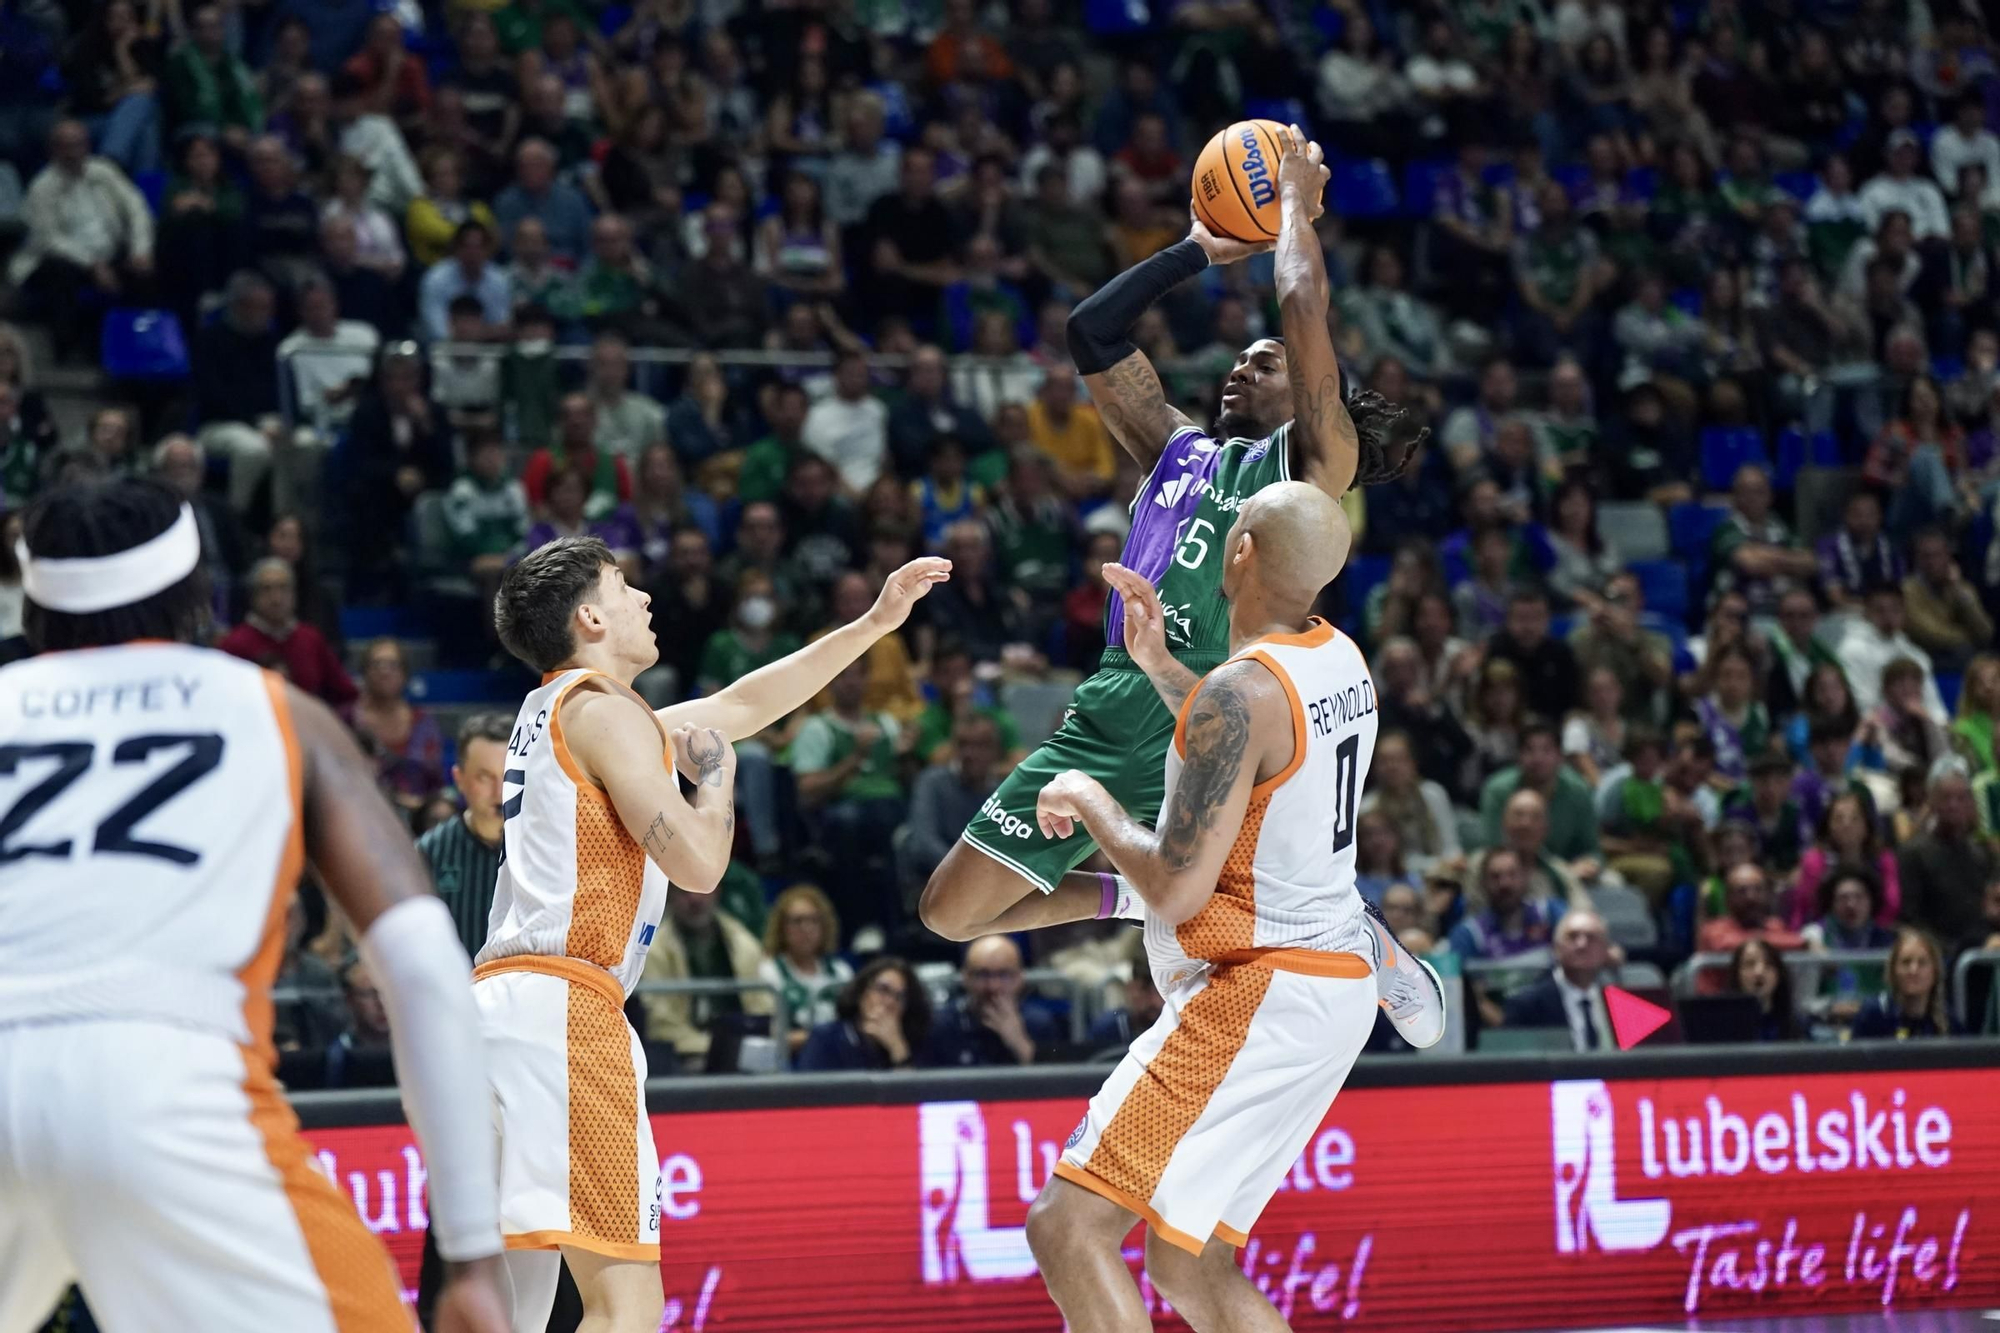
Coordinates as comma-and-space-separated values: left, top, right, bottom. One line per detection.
566, 982, 642, 1250
1085, 962, 1273, 1209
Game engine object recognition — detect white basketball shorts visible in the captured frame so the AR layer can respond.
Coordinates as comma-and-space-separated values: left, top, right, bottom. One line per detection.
0, 1019, 407, 1333
1054, 950, 1377, 1254
473, 956, 661, 1262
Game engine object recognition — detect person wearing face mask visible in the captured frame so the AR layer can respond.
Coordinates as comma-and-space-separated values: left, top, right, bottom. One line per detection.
696, 572, 801, 698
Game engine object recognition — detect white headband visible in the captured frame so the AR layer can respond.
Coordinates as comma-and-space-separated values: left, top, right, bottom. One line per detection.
18, 504, 202, 614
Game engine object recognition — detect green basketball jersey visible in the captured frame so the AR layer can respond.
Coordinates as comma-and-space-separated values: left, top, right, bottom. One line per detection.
1107, 420, 1293, 659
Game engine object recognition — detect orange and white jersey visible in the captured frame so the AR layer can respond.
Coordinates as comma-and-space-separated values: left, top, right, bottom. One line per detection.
1147, 618, 1377, 975
0, 643, 305, 1051
477, 668, 670, 996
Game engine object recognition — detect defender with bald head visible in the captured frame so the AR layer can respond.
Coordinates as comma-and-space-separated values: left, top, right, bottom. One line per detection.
1023, 483, 1440, 1333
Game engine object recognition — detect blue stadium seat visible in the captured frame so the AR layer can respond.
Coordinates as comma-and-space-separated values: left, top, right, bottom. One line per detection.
100, 308, 190, 380
1668, 502, 1729, 560
408, 670, 519, 705
1624, 165, 1658, 200
1773, 429, 1844, 488
1938, 672, 1964, 715
1670, 287, 1702, 316
1628, 560, 1689, 622
1552, 163, 1590, 196
1330, 158, 1398, 218
1341, 555, 1393, 635
1773, 170, 1816, 202
1699, 426, 1770, 492
1243, 97, 1306, 128
1403, 159, 1454, 217
132, 169, 166, 215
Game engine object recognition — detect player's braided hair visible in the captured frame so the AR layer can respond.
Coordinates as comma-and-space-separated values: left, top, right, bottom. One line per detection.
1346, 386, 1429, 486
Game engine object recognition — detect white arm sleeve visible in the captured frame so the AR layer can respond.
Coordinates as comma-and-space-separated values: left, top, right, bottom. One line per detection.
356, 895, 503, 1262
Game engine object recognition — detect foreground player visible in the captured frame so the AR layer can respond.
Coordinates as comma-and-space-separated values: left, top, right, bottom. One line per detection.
1029, 481, 1379, 1331
478, 536, 945, 1333
0, 478, 506, 1333
920, 124, 1441, 1040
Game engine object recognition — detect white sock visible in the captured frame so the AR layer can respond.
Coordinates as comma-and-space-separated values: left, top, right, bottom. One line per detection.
1112, 875, 1146, 921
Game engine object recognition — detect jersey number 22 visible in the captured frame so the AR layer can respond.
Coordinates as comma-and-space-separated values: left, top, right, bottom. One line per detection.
0, 734, 225, 866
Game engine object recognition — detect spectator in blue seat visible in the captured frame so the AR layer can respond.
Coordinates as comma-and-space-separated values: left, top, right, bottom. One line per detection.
924, 935, 1057, 1067
418, 219, 512, 343
1850, 927, 1962, 1039
494, 137, 594, 263
797, 957, 932, 1071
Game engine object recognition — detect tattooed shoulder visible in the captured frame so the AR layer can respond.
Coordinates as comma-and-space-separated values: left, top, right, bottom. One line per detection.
1156, 663, 1267, 870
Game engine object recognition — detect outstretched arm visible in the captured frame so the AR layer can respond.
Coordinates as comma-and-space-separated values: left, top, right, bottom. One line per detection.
657, 558, 949, 741
1101, 561, 1201, 711
1035, 660, 1287, 926
1071, 215, 1271, 471
1271, 124, 1358, 497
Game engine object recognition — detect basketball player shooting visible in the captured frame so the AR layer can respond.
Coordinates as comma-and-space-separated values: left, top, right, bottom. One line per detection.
1028, 481, 1384, 1333
473, 538, 946, 1333
0, 478, 507, 1333
919, 124, 1442, 1044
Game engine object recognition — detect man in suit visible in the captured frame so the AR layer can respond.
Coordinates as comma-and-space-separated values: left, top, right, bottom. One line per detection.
1501, 908, 1616, 1051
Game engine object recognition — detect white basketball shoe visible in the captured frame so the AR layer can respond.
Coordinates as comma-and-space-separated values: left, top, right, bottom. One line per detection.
1362, 899, 1446, 1049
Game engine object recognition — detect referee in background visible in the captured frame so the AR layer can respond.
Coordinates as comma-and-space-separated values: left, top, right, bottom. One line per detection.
415, 712, 587, 1329
416, 713, 511, 958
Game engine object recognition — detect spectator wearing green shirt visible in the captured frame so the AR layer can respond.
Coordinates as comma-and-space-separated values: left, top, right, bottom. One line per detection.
166, 4, 263, 152
793, 659, 912, 932
988, 446, 1080, 622
1710, 463, 1817, 619
911, 639, 1025, 766
1479, 721, 1602, 864
698, 569, 803, 696
1512, 181, 1610, 367
439, 431, 529, 604
492, 0, 597, 57
739, 381, 810, 506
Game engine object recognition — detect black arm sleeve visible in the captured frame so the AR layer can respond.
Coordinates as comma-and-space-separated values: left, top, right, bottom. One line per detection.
1064, 239, 1210, 374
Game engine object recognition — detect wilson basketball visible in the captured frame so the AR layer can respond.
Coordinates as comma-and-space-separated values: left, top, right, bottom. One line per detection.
1191, 119, 1289, 243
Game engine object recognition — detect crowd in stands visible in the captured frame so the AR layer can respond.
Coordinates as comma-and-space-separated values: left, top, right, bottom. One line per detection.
5, 0, 2000, 1081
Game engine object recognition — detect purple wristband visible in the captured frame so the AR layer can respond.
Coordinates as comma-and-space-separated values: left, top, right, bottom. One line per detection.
1095, 872, 1118, 920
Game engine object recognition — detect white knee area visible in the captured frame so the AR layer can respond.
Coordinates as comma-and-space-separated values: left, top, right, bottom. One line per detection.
499, 1248, 560, 1333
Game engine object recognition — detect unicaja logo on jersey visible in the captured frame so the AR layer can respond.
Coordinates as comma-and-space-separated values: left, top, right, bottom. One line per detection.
1550, 1080, 1671, 1255
1154, 474, 1196, 508
1237, 127, 1275, 207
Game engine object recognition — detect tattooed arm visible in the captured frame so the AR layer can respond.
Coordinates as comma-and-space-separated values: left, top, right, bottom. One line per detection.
563, 685, 737, 892
1034, 661, 1289, 925
1083, 352, 1204, 473
1270, 124, 1359, 497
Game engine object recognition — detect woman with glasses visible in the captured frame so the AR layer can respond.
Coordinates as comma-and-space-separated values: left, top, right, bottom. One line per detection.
796, 957, 932, 1071
757, 884, 853, 1057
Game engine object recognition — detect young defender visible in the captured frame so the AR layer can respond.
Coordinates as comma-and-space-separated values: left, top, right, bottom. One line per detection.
478, 538, 946, 1332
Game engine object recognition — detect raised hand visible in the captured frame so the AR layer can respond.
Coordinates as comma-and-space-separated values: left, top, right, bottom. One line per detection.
1274, 124, 1329, 222
1188, 204, 1276, 265
867, 557, 953, 631
1102, 562, 1173, 671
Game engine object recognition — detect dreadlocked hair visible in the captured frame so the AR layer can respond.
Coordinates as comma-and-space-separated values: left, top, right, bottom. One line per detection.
1347, 386, 1428, 486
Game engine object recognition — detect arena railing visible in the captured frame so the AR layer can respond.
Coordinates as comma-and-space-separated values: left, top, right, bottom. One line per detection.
290, 1034, 2000, 1128
1951, 948, 2000, 1033
1672, 947, 1893, 999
